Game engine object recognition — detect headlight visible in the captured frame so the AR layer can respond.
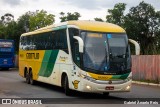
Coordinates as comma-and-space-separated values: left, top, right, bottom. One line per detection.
86, 85, 92, 90
125, 85, 131, 90
81, 74, 96, 82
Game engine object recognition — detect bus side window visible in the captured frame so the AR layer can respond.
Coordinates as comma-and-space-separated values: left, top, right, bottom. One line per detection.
20, 36, 24, 50
74, 41, 80, 67
23, 36, 27, 50
69, 28, 81, 67
53, 29, 68, 53
25, 36, 30, 50
59, 29, 68, 53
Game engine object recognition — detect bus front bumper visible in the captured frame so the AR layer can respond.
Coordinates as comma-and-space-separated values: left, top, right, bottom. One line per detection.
0, 64, 14, 68
80, 79, 132, 93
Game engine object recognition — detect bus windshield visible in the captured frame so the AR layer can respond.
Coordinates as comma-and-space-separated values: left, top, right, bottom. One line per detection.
81, 31, 130, 75
0, 40, 15, 69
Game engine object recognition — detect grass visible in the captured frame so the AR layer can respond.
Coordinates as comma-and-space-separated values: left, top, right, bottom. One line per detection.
133, 79, 160, 84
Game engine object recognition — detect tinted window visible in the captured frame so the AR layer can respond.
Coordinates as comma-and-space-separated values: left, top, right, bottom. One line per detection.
54, 29, 68, 53
20, 29, 68, 53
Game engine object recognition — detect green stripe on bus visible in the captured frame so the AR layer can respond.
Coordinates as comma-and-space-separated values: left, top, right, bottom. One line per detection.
112, 73, 130, 79
38, 50, 59, 77
53, 25, 67, 31
119, 73, 130, 79
111, 75, 121, 79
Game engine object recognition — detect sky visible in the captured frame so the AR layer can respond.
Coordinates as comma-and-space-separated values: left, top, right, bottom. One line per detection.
0, 0, 160, 23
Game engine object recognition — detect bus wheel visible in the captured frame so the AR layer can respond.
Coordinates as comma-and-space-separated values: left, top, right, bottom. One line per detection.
29, 70, 35, 85
2, 68, 9, 70
64, 76, 71, 96
103, 92, 109, 97
26, 71, 30, 84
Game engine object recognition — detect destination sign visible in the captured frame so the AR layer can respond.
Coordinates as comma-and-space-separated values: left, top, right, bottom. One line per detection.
0, 42, 13, 47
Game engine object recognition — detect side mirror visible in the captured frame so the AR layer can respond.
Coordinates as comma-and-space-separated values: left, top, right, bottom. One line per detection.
129, 39, 140, 55
73, 36, 84, 53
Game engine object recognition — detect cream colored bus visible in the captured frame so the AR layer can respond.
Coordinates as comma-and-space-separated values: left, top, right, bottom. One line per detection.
19, 20, 139, 96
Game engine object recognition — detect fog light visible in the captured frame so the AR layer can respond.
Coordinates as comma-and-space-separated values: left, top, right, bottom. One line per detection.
86, 85, 91, 90
125, 85, 131, 90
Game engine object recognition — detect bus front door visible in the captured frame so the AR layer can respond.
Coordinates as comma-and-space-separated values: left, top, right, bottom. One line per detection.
71, 42, 81, 90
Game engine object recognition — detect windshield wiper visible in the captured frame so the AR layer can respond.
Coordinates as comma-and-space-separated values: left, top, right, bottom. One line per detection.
115, 54, 126, 58
84, 67, 101, 73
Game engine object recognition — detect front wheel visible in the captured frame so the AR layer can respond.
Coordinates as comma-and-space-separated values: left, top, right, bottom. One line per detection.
103, 92, 110, 97
26, 71, 30, 84
2, 68, 9, 70
64, 76, 71, 96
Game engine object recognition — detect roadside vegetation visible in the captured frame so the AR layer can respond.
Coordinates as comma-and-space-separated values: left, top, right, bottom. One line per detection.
0, 1, 160, 54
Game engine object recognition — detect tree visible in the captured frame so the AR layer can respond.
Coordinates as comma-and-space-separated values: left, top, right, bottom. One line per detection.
106, 3, 126, 27
60, 12, 81, 22
4, 21, 17, 39
0, 21, 20, 52
0, 22, 5, 39
8, 12, 34, 52
1, 13, 14, 26
17, 11, 34, 33
29, 10, 55, 31
156, 11, 160, 53
124, 1, 160, 54
59, 12, 66, 22
0, 13, 15, 39
94, 18, 104, 22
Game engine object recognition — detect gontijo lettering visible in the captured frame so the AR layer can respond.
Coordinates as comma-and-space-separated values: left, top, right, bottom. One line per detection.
26, 53, 39, 59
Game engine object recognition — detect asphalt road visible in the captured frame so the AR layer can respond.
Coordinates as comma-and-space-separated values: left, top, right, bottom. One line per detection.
0, 68, 160, 107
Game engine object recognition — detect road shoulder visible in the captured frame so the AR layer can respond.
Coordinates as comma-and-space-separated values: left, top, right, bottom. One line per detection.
132, 81, 160, 87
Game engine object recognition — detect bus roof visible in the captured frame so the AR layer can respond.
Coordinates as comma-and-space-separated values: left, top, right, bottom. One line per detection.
21, 20, 125, 36
68, 20, 125, 33
0, 39, 14, 42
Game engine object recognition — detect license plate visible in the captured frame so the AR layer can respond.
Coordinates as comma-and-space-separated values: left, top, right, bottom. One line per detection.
105, 86, 114, 90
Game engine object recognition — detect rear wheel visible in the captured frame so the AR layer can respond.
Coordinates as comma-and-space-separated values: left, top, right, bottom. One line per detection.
29, 70, 36, 85
64, 76, 71, 96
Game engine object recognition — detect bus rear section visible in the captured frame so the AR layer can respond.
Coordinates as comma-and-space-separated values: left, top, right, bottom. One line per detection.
0, 40, 15, 70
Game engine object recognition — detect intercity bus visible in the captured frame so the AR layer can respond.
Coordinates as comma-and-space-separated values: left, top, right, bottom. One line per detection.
0, 39, 15, 70
19, 20, 139, 96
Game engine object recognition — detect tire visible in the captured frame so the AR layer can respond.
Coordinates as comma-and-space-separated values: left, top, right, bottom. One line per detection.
64, 76, 71, 96
26, 71, 30, 84
103, 92, 110, 97
2, 68, 9, 70
29, 71, 35, 85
